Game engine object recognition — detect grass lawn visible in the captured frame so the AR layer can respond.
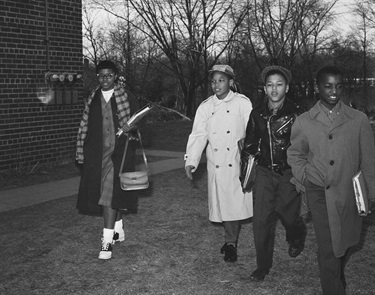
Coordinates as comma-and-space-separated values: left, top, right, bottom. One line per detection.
0, 120, 375, 294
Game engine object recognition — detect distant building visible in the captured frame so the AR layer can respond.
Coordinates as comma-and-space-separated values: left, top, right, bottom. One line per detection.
0, 0, 83, 173
346, 77, 375, 87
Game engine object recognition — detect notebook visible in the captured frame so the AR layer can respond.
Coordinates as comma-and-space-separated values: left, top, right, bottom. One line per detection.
352, 170, 369, 216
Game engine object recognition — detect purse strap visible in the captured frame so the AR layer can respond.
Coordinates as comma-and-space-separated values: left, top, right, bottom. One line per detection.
119, 128, 148, 176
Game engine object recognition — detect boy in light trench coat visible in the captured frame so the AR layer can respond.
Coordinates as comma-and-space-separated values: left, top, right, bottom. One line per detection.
185, 65, 253, 262
287, 66, 375, 294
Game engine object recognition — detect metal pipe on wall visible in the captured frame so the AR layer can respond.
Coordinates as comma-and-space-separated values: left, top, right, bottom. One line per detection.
45, 0, 50, 71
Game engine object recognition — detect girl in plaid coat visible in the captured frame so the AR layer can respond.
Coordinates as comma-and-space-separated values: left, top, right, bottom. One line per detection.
76, 60, 139, 259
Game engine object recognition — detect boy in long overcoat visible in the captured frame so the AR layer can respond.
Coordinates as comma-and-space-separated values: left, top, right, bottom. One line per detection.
287, 66, 375, 294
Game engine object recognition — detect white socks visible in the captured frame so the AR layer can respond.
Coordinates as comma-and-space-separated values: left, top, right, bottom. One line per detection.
114, 219, 125, 242
102, 220, 124, 245
114, 220, 123, 233
103, 228, 114, 243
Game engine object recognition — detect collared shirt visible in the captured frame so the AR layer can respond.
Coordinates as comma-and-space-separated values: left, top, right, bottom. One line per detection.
268, 100, 285, 115
318, 100, 342, 123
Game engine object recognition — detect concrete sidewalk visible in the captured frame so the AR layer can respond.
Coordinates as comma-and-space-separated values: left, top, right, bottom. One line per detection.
0, 150, 206, 213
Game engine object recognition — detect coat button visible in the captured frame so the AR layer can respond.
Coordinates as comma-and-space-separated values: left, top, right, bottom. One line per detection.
227, 131, 230, 133
229, 164, 232, 167
227, 148, 230, 151
227, 110, 229, 113
326, 186, 330, 190
216, 165, 219, 168
328, 134, 333, 139
214, 148, 218, 152
329, 160, 334, 165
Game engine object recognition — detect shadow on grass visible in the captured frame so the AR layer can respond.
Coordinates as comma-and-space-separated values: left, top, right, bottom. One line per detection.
1, 119, 375, 294
1, 164, 374, 295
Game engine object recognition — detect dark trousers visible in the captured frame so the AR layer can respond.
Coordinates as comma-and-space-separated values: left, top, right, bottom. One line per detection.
253, 166, 306, 270
223, 220, 240, 244
305, 181, 347, 295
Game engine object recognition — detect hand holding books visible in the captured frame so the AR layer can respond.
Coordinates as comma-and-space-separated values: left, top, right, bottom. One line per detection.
117, 104, 153, 137
238, 138, 257, 192
119, 122, 137, 134
352, 170, 369, 216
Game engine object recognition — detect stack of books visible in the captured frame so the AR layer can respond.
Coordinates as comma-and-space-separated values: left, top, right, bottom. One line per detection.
352, 170, 369, 216
116, 104, 153, 137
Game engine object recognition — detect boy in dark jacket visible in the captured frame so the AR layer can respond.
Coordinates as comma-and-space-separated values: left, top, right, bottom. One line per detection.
241, 65, 306, 281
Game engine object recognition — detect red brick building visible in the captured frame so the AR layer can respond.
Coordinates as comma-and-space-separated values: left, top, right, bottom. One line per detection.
0, 0, 83, 173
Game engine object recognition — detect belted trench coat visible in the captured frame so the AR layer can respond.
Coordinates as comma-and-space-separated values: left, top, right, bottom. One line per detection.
185, 91, 253, 222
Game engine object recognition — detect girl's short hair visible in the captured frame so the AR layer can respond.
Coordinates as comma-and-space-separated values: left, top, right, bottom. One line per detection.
96, 60, 119, 74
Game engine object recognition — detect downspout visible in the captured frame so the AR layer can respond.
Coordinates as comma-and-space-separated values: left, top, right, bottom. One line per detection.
45, 0, 50, 71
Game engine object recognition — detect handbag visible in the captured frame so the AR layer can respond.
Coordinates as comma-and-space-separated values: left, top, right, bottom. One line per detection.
119, 129, 149, 191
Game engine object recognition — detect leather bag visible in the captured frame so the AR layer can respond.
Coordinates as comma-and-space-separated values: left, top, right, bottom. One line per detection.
119, 129, 149, 191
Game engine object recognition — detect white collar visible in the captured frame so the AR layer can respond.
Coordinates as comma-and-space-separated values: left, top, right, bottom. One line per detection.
101, 89, 114, 102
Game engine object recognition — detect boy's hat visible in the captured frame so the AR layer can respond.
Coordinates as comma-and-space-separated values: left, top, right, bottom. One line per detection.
261, 65, 292, 84
209, 65, 235, 78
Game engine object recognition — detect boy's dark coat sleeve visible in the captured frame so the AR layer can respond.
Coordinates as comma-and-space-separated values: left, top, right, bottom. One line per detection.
240, 111, 261, 178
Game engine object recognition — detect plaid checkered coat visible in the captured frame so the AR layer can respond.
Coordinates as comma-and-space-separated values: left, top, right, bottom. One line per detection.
76, 85, 140, 214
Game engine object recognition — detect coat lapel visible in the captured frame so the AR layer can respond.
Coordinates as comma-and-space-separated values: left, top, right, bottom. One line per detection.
309, 102, 332, 127
309, 101, 355, 131
330, 102, 356, 131
330, 112, 348, 131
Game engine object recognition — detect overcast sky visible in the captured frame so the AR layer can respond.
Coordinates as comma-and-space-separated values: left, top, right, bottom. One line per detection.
332, 0, 359, 33
86, 0, 362, 36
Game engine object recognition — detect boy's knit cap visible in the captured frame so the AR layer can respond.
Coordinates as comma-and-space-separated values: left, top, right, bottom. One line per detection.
261, 65, 292, 84
209, 65, 235, 78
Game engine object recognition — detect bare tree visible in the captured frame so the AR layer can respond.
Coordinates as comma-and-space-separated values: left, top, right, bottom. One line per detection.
82, 1, 111, 65
250, 0, 337, 67
90, 0, 250, 117
357, 0, 375, 29
347, 0, 375, 112
241, 0, 338, 103
356, 2, 369, 99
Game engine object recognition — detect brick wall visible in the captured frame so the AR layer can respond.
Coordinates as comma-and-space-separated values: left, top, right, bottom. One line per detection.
0, 0, 83, 173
